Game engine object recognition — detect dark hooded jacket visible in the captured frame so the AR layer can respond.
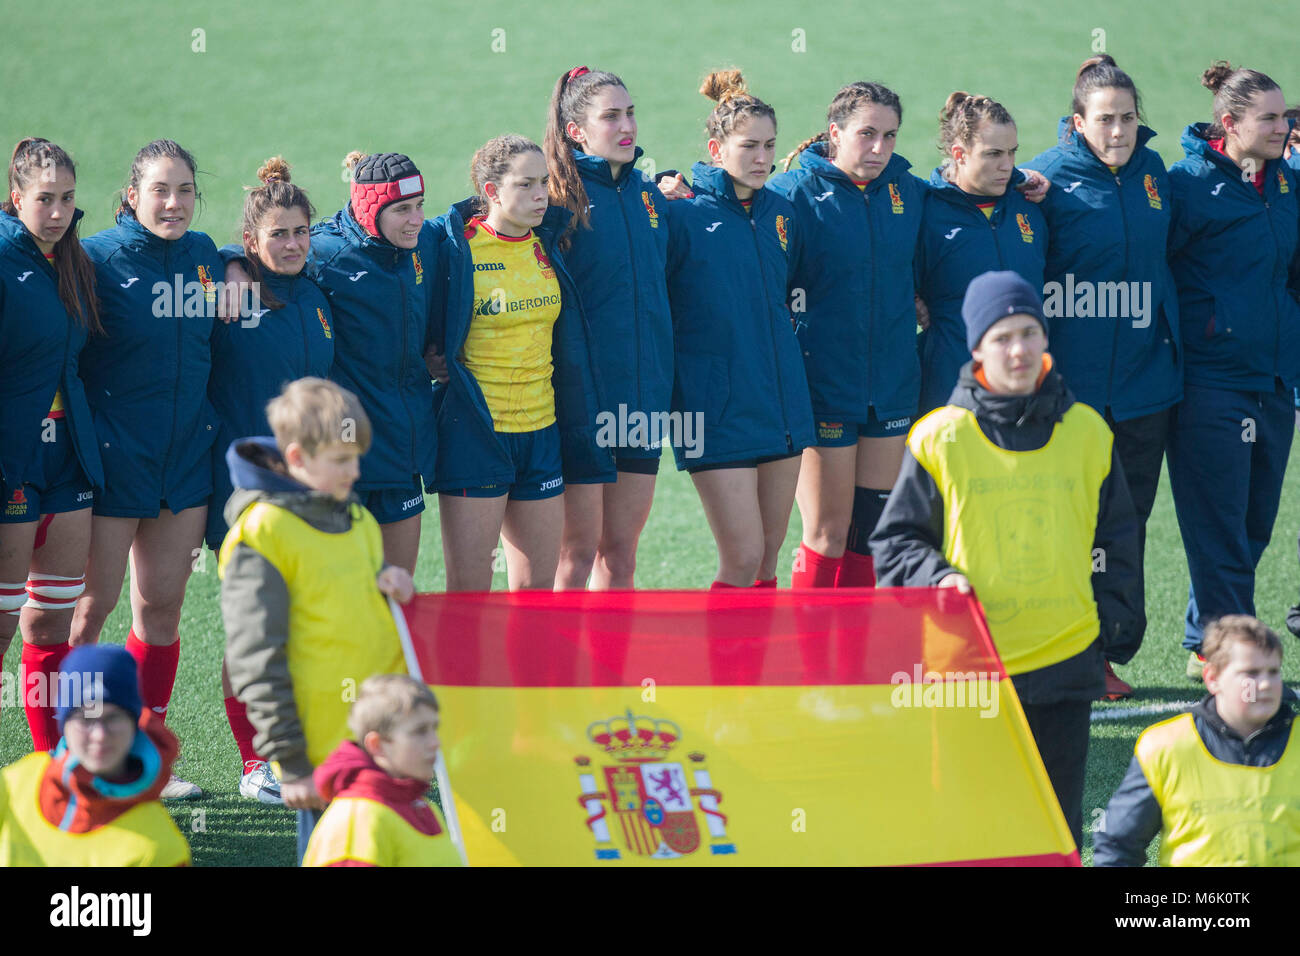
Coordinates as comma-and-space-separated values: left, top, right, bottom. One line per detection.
870, 359, 1143, 699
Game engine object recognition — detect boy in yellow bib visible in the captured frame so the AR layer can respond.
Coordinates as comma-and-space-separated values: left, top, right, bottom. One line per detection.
304, 674, 463, 866
871, 271, 1142, 852
219, 378, 414, 863
0, 644, 190, 866
1095, 615, 1299, 866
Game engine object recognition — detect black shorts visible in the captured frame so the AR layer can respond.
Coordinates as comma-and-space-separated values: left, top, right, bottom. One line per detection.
685, 451, 800, 475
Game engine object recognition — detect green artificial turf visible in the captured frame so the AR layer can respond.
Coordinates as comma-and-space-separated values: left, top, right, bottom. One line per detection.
2, 0, 1298, 865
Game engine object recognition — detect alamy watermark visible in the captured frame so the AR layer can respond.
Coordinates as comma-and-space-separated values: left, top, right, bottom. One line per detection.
1042, 274, 1152, 329
595, 404, 704, 459
890, 665, 1000, 718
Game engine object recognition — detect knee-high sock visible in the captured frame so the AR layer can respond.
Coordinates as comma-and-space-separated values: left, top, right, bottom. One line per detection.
224, 695, 262, 766
21, 640, 70, 752
835, 550, 876, 588
126, 629, 179, 722
791, 543, 841, 588
838, 487, 890, 587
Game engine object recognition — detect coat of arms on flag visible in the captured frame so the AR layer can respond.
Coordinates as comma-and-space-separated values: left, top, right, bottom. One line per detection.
575, 710, 734, 861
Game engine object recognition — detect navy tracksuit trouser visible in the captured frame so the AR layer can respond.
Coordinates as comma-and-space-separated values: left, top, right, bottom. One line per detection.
1166, 382, 1293, 649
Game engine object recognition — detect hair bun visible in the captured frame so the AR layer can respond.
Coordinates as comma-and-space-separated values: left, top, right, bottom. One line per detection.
342, 150, 365, 175
1202, 60, 1234, 94
700, 69, 746, 103
257, 156, 291, 185
941, 90, 971, 120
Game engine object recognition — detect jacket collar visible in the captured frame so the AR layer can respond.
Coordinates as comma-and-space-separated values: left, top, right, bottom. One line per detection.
113, 209, 188, 255
314, 739, 442, 836
927, 164, 1028, 208
572, 146, 644, 186
797, 141, 912, 193
0, 207, 86, 262
1192, 693, 1296, 745
1178, 122, 1285, 183
223, 436, 360, 529
690, 161, 764, 212
41, 711, 179, 832
332, 203, 405, 264
447, 199, 572, 248
948, 355, 1072, 427
1056, 117, 1157, 165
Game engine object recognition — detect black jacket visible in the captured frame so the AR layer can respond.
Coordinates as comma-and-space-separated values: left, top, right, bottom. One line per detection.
870, 359, 1144, 702
1093, 695, 1298, 867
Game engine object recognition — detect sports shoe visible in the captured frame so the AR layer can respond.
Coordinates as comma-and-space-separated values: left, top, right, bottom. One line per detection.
239, 760, 284, 805
1102, 661, 1134, 701
1186, 651, 1206, 682
161, 773, 203, 800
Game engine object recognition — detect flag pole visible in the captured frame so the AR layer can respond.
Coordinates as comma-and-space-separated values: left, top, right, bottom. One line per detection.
389, 596, 468, 865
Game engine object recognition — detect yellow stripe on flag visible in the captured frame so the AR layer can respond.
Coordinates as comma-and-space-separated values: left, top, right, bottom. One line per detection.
434, 682, 1074, 866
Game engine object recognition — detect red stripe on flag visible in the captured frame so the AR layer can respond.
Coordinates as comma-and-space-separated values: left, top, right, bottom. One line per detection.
913, 851, 1080, 867
402, 588, 1003, 687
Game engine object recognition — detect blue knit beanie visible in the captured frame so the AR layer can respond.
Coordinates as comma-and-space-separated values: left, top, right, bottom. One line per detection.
962, 271, 1048, 352
56, 645, 143, 732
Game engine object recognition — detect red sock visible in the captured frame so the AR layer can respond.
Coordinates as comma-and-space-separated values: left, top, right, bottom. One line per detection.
710, 580, 741, 590
835, 550, 876, 588
21, 640, 70, 752
791, 543, 842, 588
224, 695, 262, 766
125, 630, 179, 722
752, 577, 777, 588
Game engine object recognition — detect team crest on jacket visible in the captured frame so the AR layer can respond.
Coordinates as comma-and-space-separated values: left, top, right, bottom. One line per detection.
1143, 174, 1162, 210
774, 214, 788, 252
1279, 169, 1291, 194
412, 250, 424, 284
532, 241, 556, 279
575, 710, 735, 861
316, 307, 332, 339
888, 183, 904, 214
196, 264, 217, 306
641, 191, 660, 228
1015, 213, 1035, 244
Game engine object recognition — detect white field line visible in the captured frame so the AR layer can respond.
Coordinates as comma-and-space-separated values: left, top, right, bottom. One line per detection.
1090, 700, 1198, 722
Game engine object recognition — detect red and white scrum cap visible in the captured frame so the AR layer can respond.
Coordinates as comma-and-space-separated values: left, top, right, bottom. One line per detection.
350, 152, 425, 239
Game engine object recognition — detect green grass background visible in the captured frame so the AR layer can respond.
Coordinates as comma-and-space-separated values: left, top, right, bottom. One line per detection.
2, 0, 1298, 866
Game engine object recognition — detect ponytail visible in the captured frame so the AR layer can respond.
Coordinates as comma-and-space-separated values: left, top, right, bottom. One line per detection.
543, 66, 627, 248
781, 133, 826, 172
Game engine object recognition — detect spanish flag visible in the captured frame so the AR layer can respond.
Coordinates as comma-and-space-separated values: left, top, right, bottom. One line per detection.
397, 589, 1079, 866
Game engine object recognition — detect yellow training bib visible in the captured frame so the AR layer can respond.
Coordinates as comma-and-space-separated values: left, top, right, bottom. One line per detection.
909, 403, 1111, 674
1137, 712, 1300, 866
0, 753, 190, 867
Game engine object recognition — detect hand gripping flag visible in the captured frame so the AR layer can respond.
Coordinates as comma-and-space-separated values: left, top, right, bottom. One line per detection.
395, 588, 1080, 866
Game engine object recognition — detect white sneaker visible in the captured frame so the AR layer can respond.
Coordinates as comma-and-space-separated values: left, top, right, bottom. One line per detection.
239, 761, 284, 805
161, 773, 203, 800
